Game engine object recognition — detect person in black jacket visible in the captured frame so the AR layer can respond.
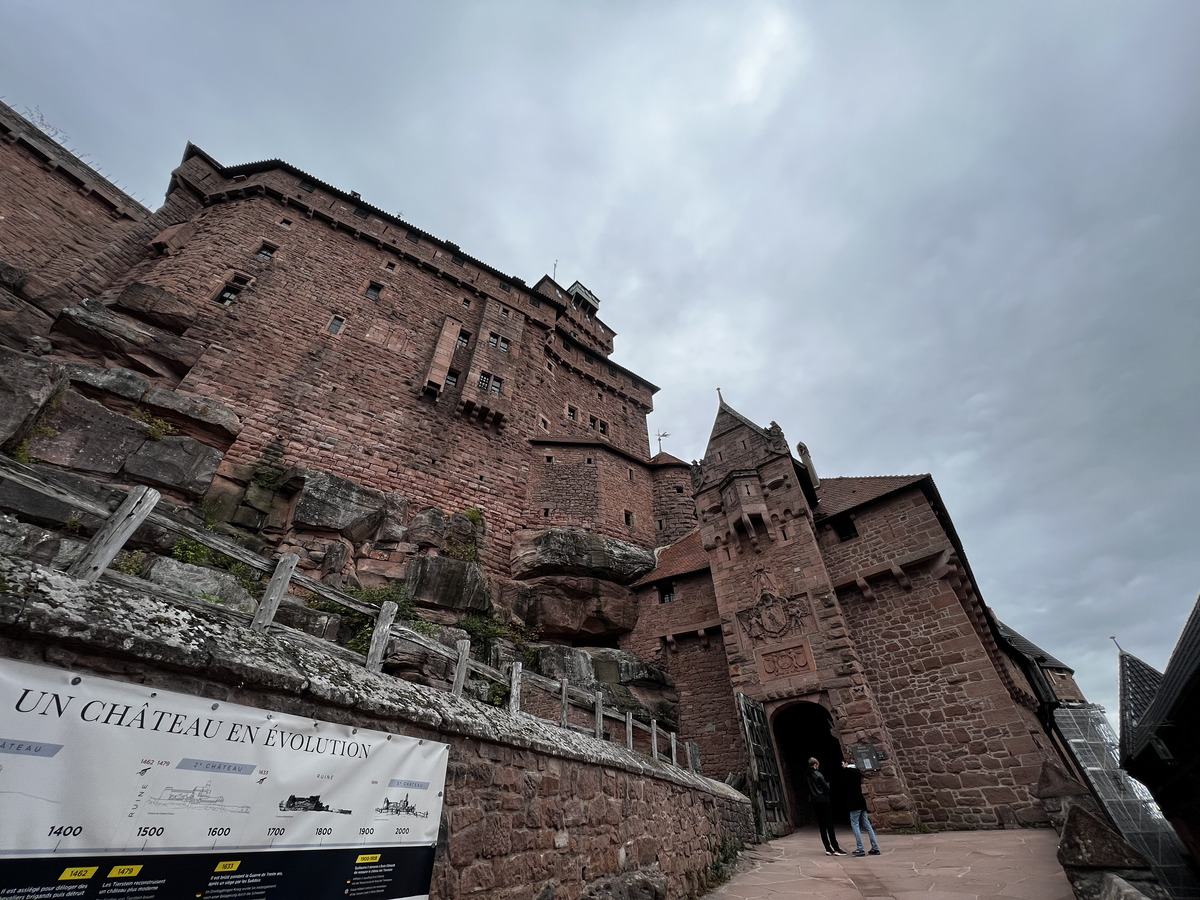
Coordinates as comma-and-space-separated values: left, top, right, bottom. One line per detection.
806, 757, 846, 855
841, 760, 881, 856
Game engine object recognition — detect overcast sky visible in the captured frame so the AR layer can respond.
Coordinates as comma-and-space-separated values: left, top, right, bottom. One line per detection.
2, 1, 1197, 729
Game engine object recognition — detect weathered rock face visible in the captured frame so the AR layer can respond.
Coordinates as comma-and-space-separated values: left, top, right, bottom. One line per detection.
28, 390, 149, 474
532, 644, 678, 726
406, 507, 447, 549
0, 345, 66, 447
140, 387, 242, 441
62, 363, 150, 402
51, 299, 206, 380
112, 282, 198, 334
376, 493, 409, 542
0, 284, 54, 354
533, 644, 599, 685
145, 556, 257, 613
522, 575, 638, 639
579, 866, 668, 900
293, 470, 386, 539
405, 555, 491, 614
0, 513, 84, 569
510, 528, 656, 584
122, 435, 224, 498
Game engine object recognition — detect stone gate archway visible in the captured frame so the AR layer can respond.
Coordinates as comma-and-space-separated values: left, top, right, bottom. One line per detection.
771, 701, 846, 827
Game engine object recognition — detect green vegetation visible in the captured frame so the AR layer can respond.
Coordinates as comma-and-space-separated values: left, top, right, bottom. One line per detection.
170, 537, 262, 597
458, 613, 541, 662
250, 442, 288, 491
461, 507, 484, 527
442, 538, 478, 562
130, 408, 175, 440
308, 580, 435, 655
109, 550, 148, 577
63, 512, 84, 534
486, 681, 511, 707
707, 836, 742, 884
10, 424, 57, 464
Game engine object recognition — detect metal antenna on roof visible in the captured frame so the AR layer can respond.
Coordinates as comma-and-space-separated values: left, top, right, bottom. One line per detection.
1110, 636, 1124, 653
553, 259, 558, 280
716, 387, 723, 403
656, 431, 671, 455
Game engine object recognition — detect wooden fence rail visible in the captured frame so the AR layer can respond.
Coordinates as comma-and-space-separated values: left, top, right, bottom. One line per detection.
0, 456, 692, 771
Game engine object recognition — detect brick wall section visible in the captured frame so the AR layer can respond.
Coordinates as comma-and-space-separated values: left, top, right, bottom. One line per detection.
838, 566, 1052, 828
818, 486, 945, 583
650, 461, 697, 548
103, 176, 659, 572
0, 558, 754, 900
625, 572, 747, 781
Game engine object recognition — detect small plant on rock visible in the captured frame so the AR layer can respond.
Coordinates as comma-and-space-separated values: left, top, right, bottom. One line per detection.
109, 550, 148, 577
130, 408, 175, 440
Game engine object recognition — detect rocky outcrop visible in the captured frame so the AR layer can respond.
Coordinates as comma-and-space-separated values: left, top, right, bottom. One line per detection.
520, 574, 638, 639
50, 299, 205, 380
63, 363, 150, 401
27, 390, 150, 474
123, 435, 224, 498
140, 388, 242, 442
1057, 806, 1165, 900
532, 645, 678, 726
145, 556, 258, 613
510, 528, 656, 583
579, 866, 668, 900
112, 282, 198, 333
0, 346, 66, 448
405, 555, 490, 614
293, 470, 386, 539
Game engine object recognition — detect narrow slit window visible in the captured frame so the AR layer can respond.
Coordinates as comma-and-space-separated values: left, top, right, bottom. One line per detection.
623, 510, 634, 527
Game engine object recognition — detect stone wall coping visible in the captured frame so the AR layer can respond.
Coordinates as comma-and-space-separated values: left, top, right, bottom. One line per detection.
0, 555, 750, 808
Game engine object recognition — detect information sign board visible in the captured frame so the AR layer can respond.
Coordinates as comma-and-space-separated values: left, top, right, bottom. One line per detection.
0, 658, 448, 899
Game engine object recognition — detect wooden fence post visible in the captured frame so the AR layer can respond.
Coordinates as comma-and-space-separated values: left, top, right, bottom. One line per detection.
452, 639, 471, 697
365, 601, 399, 672
250, 553, 300, 632
651, 719, 659, 760
625, 711, 634, 751
560, 679, 570, 728
508, 662, 523, 716
66, 485, 160, 583
594, 692, 604, 740
670, 731, 677, 766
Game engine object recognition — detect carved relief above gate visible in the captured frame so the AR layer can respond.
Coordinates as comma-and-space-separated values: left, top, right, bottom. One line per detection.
736, 567, 813, 646
758, 639, 813, 680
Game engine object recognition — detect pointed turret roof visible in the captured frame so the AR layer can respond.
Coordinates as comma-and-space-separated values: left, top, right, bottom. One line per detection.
1119, 651, 1164, 759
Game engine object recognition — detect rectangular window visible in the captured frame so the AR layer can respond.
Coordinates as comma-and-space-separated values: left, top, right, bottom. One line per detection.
298, 180, 315, 192
405, 230, 420, 243
365, 282, 382, 300
567, 406, 577, 421
353, 207, 370, 219
589, 416, 598, 430
623, 510, 634, 527
462, 298, 471, 309
488, 333, 499, 348
451, 255, 465, 266
215, 285, 241, 306
490, 377, 503, 396
256, 243, 276, 260
628, 469, 634, 481
457, 331, 470, 349
658, 585, 675, 604
384, 261, 396, 271
530, 296, 541, 307
833, 517, 859, 542
598, 421, 608, 436
539, 418, 549, 431
326, 315, 346, 335
545, 455, 554, 463
445, 370, 459, 387
500, 282, 511, 293
499, 337, 510, 353
501, 308, 509, 318
278, 218, 293, 229
477, 372, 492, 391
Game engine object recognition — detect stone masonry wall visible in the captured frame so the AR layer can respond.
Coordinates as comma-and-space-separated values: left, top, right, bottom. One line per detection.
650, 463, 697, 548
0, 556, 754, 899
626, 572, 747, 782
838, 564, 1052, 828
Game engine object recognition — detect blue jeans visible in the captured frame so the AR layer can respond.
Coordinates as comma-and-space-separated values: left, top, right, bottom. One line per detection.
849, 809, 878, 852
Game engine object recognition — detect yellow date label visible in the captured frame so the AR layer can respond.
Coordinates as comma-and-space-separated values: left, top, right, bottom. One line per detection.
59, 867, 98, 881
215, 861, 241, 872
107, 865, 143, 878
356, 854, 381, 864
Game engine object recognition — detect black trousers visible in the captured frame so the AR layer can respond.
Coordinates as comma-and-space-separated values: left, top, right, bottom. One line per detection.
812, 800, 840, 852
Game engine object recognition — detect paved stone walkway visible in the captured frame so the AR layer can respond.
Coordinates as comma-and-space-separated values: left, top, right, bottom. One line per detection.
707, 828, 1073, 900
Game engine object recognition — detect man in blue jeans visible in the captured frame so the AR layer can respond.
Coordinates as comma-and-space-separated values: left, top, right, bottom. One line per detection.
841, 760, 881, 856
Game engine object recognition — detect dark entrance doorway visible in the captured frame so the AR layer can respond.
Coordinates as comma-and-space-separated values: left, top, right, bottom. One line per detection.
771, 702, 846, 827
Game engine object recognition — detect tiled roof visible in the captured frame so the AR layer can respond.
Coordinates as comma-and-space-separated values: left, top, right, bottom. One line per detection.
995, 620, 1071, 670
633, 530, 710, 587
1119, 652, 1164, 760
650, 451, 689, 467
1128, 591, 1200, 760
814, 474, 928, 518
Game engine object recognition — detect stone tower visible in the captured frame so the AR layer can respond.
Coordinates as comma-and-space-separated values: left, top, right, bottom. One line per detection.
693, 401, 912, 822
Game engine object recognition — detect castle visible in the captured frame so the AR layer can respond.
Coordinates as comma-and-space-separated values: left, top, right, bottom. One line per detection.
0, 99, 1091, 834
